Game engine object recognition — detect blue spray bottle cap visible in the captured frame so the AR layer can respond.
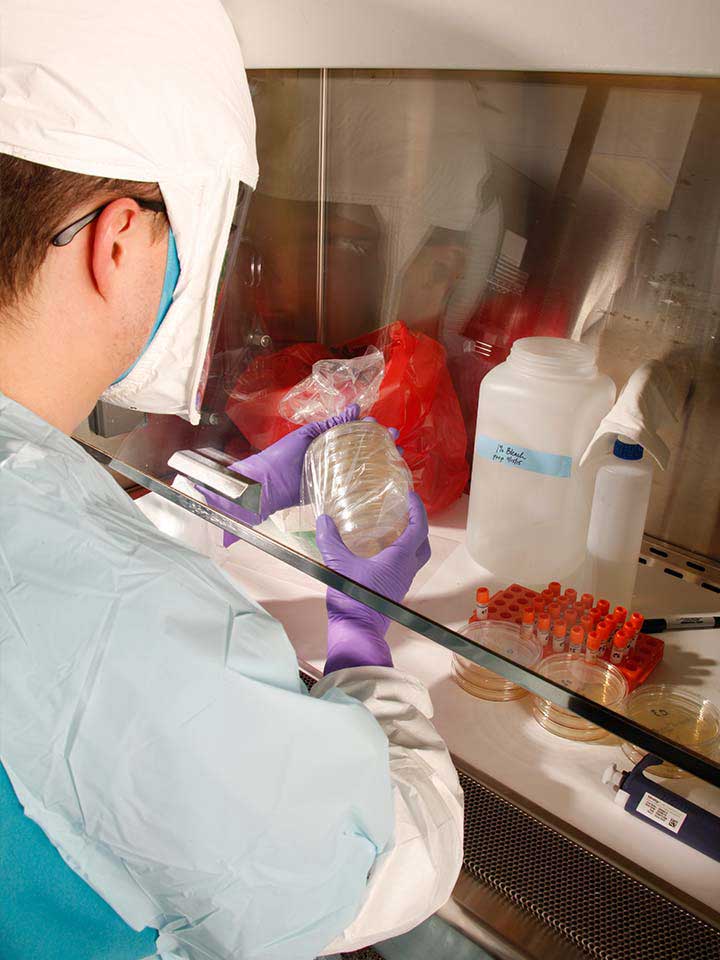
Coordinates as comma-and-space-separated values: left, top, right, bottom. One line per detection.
613, 436, 644, 460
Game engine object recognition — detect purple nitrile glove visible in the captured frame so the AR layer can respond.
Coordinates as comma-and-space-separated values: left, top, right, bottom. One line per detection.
199, 404, 361, 546
200, 407, 400, 548
315, 492, 431, 675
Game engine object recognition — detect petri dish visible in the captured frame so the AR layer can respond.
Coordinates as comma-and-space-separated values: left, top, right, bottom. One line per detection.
621, 685, 720, 778
452, 620, 542, 702
532, 654, 628, 741
303, 420, 411, 557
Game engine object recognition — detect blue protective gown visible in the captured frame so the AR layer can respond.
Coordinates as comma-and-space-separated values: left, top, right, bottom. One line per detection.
0, 392, 395, 960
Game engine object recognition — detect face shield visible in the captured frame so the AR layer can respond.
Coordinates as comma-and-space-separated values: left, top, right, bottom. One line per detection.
195, 185, 261, 413
104, 181, 254, 424
0, 0, 259, 425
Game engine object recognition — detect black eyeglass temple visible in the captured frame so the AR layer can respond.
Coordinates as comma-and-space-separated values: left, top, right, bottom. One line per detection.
51, 197, 167, 247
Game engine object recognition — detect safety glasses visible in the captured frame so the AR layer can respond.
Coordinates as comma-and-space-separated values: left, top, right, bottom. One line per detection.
51, 198, 167, 247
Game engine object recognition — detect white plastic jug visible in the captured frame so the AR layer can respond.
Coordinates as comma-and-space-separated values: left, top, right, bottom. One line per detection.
466, 338, 615, 584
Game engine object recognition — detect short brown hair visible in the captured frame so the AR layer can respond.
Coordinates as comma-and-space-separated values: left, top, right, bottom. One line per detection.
0, 154, 166, 314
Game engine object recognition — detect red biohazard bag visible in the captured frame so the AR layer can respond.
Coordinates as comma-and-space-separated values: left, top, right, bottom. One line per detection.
347, 323, 469, 514
225, 323, 468, 514
225, 342, 332, 451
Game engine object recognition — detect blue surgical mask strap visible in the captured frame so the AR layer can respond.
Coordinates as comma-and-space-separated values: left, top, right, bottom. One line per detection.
111, 228, 181, 386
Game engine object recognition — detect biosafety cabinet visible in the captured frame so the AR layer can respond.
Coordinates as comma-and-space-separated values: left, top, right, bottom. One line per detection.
76, 3, 720, 957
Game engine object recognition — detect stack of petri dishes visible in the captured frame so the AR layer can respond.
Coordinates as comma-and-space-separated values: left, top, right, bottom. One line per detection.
532, 654, 628, 741
452, 620, 542, 701
303, 420, 412, 557
621, 685, 720, 778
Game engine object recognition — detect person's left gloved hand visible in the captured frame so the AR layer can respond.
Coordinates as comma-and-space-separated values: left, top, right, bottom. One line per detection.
199, 405, 363, 546
316, 492, 431, 675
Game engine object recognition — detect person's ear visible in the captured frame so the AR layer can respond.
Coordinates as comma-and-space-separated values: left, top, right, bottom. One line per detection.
90, 198, 146, 300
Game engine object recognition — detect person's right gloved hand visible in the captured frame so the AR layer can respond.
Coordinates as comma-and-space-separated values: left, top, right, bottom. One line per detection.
315, 492, 431, 675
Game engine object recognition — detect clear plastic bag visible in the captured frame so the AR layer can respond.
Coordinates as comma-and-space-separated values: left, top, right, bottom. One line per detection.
225, 323, 468, 515
279, 348, 411, 556
279, 347, 384, 423
303, 419, 412, 557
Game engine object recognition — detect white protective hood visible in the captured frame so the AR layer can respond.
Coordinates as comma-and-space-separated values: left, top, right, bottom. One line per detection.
0, 0, 258, 424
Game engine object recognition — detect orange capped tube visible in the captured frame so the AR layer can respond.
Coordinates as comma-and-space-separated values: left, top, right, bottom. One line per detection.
613, 606, 628, 625
597, 620, 611, 655
475, 587, 490, 620
552, 619, 567, 653
581, 593, 594, 609
611, 626, 631, 664
597, 598, 610, 617
564, 588, 578, 605
549, 602, 562, 624
580, 614, 593, 636
536, 614, 551, 647
521, 607, 535, 639
585, 629, 601, 662
548, 581, 562, 597
628, 613, 644, 649
569, 624, 584, 655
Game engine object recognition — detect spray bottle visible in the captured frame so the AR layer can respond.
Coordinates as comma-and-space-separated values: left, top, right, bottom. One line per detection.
585, 438, 653, 612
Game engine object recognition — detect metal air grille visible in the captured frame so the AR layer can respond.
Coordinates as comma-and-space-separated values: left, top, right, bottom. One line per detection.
341, 950, 384, 959
459, 770, 720, 959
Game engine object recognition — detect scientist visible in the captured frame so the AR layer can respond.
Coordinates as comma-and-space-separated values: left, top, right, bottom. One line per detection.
0, 2, 463, 960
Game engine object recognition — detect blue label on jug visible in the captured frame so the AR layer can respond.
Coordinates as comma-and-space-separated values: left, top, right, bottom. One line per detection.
475, 435, 572, 478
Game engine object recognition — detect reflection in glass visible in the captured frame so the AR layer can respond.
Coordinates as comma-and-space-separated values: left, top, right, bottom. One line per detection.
77, 70, 720, 778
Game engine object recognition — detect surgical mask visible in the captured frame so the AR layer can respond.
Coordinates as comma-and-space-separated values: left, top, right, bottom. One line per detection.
112, 228, 181, 385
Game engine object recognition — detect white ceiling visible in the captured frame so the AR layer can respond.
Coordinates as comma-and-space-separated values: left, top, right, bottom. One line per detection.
226, 0, 720, 75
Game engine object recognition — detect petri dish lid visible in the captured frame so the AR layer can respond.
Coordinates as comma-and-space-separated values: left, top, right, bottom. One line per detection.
460, 620, 542, 670
621, 684, 720, 750
536, 653, 628, 707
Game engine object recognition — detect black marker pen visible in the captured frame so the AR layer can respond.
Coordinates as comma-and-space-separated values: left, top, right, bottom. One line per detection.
642, 614, 720, 634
